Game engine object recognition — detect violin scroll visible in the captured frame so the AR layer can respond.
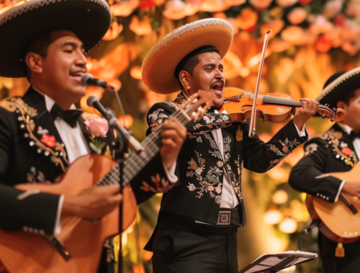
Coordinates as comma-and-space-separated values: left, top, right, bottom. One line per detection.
317, 105, 345, 122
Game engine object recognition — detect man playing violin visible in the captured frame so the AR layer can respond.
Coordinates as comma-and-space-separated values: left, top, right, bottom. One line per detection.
289, 68, 360, 273
0, 1, 186, 272
139, 18, 319, 273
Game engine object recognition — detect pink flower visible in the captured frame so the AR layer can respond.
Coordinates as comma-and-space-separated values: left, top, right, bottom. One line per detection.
84, 118, 109, 137
208, 185, 214, 191
282, 146, 289, 153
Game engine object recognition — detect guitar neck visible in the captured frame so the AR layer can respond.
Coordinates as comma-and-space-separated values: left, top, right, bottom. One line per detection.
96, 108, 190, 187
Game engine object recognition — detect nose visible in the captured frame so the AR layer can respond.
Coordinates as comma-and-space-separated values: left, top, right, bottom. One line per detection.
75, 50, 87, 68
215, 67, 224, 81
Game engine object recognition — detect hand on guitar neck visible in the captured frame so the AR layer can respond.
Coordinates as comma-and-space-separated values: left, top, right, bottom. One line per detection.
61, 116, 187, 219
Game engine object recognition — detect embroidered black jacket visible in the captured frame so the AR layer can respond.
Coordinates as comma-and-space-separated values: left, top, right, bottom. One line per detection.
146, 92, 308, 229
289, 123, 358, 203
0, 87, 168, 235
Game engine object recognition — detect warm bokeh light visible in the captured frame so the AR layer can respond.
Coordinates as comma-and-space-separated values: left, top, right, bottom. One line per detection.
118, 114, 134, 129
279, 218, 298, 233
263, 209, 283, 225
130, 66, 143, 80
272, 190, 288, 204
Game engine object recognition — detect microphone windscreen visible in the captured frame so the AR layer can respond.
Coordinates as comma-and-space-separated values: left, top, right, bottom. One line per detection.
86, 95, 99, 107
81, 73, 93, 86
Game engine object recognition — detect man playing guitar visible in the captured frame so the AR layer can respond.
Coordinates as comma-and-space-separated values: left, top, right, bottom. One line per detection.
289, 68, 360, 273
0, 0, 186, 272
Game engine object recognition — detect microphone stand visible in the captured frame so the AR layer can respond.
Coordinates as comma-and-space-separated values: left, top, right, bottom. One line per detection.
103, 109, 134, 273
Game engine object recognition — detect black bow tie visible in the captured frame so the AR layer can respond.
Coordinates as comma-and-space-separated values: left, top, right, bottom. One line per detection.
50, 103, 83, 128
349, 130, 360, 141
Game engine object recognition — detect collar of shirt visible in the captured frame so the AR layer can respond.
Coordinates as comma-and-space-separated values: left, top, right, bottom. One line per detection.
337, 123, 353, 136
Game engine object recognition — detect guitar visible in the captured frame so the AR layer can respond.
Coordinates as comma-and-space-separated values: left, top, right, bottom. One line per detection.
306, 162, 360, 244
0, 91, 212, 273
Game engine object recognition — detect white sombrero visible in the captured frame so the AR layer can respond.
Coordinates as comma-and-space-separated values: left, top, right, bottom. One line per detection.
141, 18, 234, 94
0, 0, 111, 78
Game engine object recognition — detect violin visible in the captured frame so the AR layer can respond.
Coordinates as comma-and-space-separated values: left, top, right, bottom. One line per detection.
227, 30, 345, 138
219, 86, 346, 124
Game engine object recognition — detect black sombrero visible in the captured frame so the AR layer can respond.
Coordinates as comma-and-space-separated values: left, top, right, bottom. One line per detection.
316, 67, 360, 109
0, 0, 111, 78
141, 18, 233, 94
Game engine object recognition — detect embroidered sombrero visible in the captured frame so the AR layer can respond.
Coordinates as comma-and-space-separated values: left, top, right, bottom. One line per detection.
316, 67, 360, 109
141, 18, 233, 94
0, 0, 111, 78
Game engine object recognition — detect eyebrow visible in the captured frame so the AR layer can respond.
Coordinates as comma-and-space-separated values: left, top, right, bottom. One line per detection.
202, 63, 223, 68
60, 42, 84, 50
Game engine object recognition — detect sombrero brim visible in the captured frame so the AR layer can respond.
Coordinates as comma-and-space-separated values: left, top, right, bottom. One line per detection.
316, 68, 360, 109
141, 18, 233, 94
0, 0, 111, 78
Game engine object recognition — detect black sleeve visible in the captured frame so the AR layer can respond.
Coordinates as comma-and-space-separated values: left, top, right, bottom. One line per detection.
0, 107, 59, 234
243, 120, 308, 173
289, 137, 343, 203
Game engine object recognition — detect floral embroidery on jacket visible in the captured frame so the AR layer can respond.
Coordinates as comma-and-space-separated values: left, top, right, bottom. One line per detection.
27, 167, 49, 184
269, 138, 300, 156
0, 97, 69, 172
140, 173, 173, 193
186, 151, 223, 204
319, 129, 358, 167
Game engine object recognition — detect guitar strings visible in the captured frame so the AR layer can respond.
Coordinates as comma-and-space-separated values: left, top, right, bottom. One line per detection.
96, 109, 189, 187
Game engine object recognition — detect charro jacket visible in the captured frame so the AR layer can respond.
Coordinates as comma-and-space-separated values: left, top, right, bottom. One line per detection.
145, 92, 308, 230
289, 123, 358, 202
0, 87, 168, 235
289, 123, 360, 272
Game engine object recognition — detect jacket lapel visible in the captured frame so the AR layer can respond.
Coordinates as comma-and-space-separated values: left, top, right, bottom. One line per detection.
330, 123, 358, 166
21, 87, 70, 171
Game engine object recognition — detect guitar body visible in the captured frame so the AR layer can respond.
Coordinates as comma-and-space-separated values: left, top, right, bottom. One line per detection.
306, 163, 360, 243
0, 154, 137, 273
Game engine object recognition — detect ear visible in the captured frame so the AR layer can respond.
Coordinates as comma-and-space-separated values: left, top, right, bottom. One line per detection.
179, 70, 192, 92
336, 101, 346, 110
25, 52, 43, 75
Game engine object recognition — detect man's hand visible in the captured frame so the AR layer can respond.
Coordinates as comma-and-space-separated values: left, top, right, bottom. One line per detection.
161, 117, 187, 170
342, 181, 360, 198
293, 98, 319, 131
62, 184, 122, 219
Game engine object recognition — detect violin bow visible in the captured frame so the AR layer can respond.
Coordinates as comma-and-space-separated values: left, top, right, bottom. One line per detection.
248, 29, 271, 138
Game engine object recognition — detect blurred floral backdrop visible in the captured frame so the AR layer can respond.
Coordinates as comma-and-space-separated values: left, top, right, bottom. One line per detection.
1, 0, 360, 271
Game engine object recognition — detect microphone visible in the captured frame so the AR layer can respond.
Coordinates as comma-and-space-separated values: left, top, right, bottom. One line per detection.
87, 96, 143, 154
86, 95, 111, 120
81, 73, 115, 91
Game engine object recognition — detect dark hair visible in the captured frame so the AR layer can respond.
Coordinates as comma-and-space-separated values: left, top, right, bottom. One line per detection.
174, 45, 219, 91
23, 32, 54, 81
340, 89, 357, 105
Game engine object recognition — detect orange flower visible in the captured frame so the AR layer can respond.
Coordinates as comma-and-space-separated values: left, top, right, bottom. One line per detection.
40, 134, 56, 148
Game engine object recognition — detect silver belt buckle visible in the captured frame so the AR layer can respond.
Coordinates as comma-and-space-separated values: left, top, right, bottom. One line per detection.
217, 211, 231, 225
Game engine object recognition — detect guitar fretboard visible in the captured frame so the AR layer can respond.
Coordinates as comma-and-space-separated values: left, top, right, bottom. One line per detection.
96, 108, 190, 187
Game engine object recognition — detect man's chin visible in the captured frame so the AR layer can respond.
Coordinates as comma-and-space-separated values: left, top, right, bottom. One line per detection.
213, 99, 224, 109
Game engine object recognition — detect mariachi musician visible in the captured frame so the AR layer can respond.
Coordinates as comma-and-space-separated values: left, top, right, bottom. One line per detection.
138, 18, 319, 273
289, 68, 360, 273
0, 0, 186, 272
